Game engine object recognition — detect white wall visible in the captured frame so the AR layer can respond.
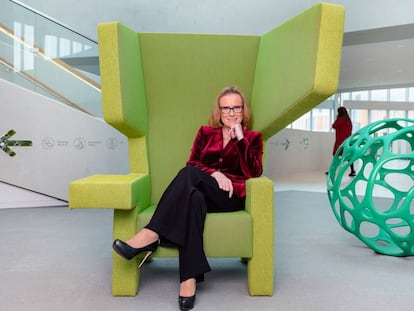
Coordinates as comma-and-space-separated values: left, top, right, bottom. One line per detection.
265, 128, 334, 178
15, 0, 414, 40
0, 79, 129, 202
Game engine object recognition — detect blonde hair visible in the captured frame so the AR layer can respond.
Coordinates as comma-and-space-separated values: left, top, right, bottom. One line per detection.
209, 86, 251, 128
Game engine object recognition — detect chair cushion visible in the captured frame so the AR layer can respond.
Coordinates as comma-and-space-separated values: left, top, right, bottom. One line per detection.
137, 206, 253, 258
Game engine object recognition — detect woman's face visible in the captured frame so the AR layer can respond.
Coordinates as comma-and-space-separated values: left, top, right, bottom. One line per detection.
219, 93, 244, 128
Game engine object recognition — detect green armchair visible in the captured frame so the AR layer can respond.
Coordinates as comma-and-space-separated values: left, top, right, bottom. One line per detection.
69, 2, 344, 297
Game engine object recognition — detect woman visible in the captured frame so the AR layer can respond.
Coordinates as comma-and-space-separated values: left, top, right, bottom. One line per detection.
112, 86, 263, 310
332, 106, 355, 176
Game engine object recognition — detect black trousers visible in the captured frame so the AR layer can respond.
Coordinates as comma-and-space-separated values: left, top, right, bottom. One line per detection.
145, 166, 245, 282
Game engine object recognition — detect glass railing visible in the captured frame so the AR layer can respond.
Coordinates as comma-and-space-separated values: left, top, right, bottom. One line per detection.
0, 0, 102, 117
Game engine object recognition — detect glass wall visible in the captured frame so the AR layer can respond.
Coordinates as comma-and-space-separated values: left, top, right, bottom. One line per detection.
311, 108, 331, 131
290, 86, 414, 132
371, 109, 387, 122
0, 0, 102, 117
351, 109, 368, 131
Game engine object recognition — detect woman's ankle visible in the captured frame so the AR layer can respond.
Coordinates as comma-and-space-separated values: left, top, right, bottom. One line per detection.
127, 229, 159, 248
179, 278, 196, 297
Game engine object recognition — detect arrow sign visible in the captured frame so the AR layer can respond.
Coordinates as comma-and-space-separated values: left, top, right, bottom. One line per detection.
0, 130, 32, 157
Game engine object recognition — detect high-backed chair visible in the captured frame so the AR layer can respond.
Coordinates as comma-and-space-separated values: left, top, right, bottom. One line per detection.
69, 2, 344, 297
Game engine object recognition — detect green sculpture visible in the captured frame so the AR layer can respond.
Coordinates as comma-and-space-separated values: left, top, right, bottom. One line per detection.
327, 118, 414, 256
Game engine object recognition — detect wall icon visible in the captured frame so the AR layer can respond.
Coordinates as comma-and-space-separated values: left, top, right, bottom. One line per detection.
0, 130, 32, 157
281, 138, 290, 150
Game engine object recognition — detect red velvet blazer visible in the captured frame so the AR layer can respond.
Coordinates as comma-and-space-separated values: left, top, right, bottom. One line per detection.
186, 125, 263, 197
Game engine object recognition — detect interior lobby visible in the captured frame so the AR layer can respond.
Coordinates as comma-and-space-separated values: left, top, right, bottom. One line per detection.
1, 1, 414, 310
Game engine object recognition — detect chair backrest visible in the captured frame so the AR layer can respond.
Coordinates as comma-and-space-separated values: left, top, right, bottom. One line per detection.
140, 33, 259, 202
97, 3, 345, 204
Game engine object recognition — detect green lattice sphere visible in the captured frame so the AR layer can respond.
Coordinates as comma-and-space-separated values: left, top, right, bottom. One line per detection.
327, 118, 414, 256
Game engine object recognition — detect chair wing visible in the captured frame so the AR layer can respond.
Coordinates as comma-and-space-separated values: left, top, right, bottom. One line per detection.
98, 22, 147, 139
252, 3, 344, 139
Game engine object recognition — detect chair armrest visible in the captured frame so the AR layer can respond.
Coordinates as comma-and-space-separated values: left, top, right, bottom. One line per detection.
245, 175, 274, 247
69, 173, 150, 211
245, 175, 274, 295
245, 175, 274, 214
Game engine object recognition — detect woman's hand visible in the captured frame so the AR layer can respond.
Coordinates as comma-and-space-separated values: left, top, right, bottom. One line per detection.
211, 171, 234, 198
230, 124, 244, 141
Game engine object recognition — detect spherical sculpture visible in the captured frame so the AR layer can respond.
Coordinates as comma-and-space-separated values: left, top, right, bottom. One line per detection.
327, 118, 414, 256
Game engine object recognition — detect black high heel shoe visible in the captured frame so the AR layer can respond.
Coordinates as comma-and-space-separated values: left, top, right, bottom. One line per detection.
178, 295, 196, 311
112, 239, 159, 267
178, 279, 196, 311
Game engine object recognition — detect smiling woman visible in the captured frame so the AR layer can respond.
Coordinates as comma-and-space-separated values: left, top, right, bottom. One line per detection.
209, 86, 251, 130
219, 91, 245, 144
113, 86, 263, 310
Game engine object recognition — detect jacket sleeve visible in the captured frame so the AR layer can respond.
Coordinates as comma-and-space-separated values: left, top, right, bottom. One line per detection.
235, 131, 263, 178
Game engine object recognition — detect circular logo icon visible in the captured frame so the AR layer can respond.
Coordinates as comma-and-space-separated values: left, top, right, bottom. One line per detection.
106, 137, 118, 150
73, 137, 86, 150
41, 137, 55, 149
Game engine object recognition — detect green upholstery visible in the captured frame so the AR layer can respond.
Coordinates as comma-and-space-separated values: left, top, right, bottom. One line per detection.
137, 207, 253, 258
69, 2, 344, 297
252, 3, 344, 137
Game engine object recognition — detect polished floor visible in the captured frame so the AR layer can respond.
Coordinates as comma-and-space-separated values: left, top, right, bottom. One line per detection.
274, 162, 412, 199
1, 169, 414, 310
1, 189, 413, 311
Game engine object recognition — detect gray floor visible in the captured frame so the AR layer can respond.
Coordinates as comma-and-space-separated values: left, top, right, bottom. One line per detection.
1, 190, 413, 311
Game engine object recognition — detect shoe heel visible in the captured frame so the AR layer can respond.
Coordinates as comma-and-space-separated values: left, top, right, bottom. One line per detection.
138, 251, 153, 268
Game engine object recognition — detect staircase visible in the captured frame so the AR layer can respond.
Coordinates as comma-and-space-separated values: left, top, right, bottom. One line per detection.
0, 0, 129, 208
0, 0, 102, 117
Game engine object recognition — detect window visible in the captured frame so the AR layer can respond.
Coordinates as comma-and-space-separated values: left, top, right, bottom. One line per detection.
371, 89, 388, 101
389, 110, 406, 119
291, 112, 310, 130
351, 109, 368, 131
341, 92, 351, 101
289, 86, 414, 132
312, 109, 330, 132
371, 110, 387, 123
352, 90, 369, 101
408, 88, 414, 102
390, 88, 406, 101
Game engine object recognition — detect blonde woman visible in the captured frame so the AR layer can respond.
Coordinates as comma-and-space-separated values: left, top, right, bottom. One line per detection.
113, 86, 263, 310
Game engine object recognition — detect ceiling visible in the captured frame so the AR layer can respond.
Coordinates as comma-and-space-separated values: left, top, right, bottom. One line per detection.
10, 0, 414, 94
339, 23, 414, 92
67, 24, 414, 94
62, 24, 414, 94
